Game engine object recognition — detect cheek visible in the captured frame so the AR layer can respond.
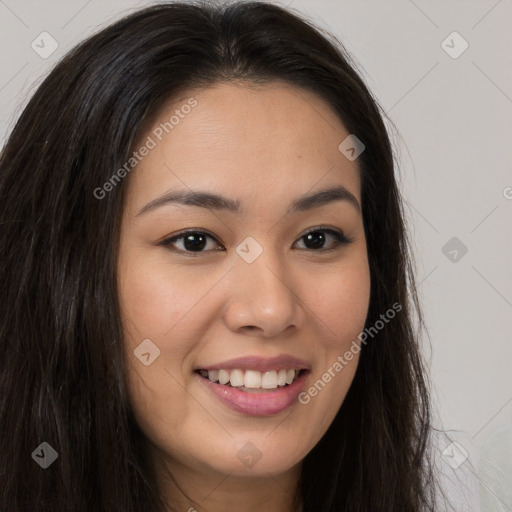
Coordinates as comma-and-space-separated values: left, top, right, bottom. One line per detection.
118, 254, 217, 343
118, 255, 205, 433
308, 258, 371, 345
294, 259, 370, 434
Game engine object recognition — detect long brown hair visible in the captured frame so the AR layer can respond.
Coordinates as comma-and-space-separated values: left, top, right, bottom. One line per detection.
0, 1, 440, 510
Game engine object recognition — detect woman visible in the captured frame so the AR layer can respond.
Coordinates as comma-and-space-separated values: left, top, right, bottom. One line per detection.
0, 1, 443, 510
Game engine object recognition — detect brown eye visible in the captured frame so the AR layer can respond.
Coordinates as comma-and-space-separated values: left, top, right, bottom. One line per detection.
295, 228, 352, 251
161, 230, 223, 254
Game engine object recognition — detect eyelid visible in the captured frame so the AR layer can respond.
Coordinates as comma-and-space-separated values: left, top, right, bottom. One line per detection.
298, 225, 350, 240
162, 228, 221, 244
294, 225, 353, 248
159, 228, 224, 254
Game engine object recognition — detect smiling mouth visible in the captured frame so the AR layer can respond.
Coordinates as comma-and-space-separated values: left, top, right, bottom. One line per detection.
195, 368, 306, 393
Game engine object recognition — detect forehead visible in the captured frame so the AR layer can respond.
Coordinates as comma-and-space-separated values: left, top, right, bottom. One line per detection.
125, 81, 361, 213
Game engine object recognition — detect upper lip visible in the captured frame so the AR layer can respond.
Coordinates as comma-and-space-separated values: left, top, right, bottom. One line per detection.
195, 354, 311, 373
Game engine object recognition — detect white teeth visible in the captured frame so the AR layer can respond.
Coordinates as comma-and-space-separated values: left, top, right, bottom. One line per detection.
199, 368, 302, 389
218, 369, 230, 385
262, 370, 278, 389
230, 369, 244, 387
244, 370, 262, 389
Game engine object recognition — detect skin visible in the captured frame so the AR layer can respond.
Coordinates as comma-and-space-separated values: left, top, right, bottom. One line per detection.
117, 81, 371, 512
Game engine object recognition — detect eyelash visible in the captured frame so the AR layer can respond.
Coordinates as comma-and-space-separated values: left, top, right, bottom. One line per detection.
159, 226, 353, 256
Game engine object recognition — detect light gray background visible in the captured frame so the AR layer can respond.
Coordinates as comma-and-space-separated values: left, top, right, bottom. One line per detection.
1, 1, 511, 510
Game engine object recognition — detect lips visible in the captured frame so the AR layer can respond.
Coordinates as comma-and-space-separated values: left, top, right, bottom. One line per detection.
194, 354, 311, 373
194, 354, 311, 416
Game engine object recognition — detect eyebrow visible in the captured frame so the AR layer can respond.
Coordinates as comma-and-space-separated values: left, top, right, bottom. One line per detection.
137, 185, 360, 216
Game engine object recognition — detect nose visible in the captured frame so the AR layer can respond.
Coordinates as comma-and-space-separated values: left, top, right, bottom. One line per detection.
222, 251, 306, 338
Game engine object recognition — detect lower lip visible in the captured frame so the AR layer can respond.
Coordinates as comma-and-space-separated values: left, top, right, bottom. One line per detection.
196, 371, 309, 416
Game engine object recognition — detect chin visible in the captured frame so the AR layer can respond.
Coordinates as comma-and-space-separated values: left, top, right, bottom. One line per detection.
199, 436, 306, 477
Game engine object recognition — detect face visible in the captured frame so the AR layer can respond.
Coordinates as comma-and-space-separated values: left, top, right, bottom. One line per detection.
117, 81, 370, 488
